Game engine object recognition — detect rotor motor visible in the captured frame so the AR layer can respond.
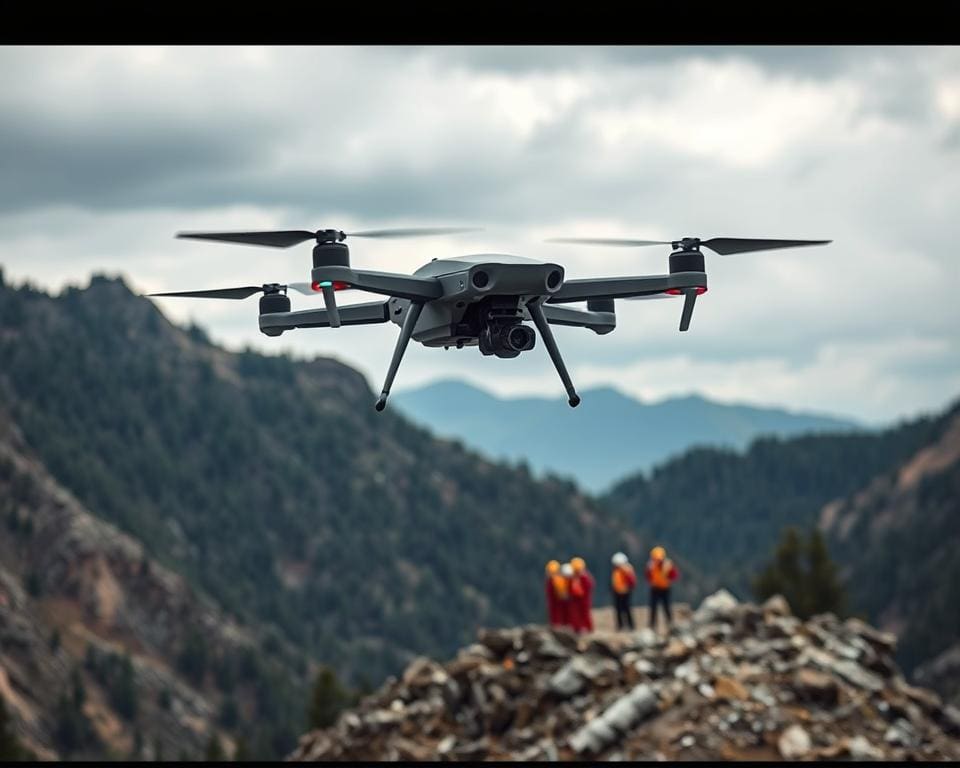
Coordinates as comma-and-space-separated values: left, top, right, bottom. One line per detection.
668, 248, 705, 274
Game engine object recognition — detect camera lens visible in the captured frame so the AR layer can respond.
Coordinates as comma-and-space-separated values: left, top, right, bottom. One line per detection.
505, 325, 536, 352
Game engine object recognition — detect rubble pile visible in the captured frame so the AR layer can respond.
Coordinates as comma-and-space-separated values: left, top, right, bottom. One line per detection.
290, 591, 960, 761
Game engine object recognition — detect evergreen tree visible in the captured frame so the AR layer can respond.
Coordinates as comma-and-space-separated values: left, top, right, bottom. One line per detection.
307, 666, 350, 730
233, 736, 250, 762
753, 526, 848, 619
0, 696, 28, 761
204, 732, 226, 761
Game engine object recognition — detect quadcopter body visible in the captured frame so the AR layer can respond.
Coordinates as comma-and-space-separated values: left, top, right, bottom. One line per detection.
149, 227, 829, 411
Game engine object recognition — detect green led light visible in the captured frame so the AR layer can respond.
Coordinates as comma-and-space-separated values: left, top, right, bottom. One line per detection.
318, 281, 333, 288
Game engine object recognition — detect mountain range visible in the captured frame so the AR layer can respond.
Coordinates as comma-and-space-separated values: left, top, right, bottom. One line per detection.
393, 380, 860, 492
0, 269, 957, 759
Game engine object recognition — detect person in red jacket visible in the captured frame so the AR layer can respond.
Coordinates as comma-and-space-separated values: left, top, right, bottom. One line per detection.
645, 545, 680, 633
569, 557, 595, 633
544, 560, 563, 626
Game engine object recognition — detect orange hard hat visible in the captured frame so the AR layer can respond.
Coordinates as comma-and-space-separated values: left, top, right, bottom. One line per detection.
650, 546, 666, 561
571, 557, 586, 572
546, 559, 560, 574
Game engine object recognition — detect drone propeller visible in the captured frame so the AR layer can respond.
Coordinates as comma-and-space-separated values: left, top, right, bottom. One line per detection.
546, 236, 831, 255
147, 281, 350, 300
177, 226, 482, 248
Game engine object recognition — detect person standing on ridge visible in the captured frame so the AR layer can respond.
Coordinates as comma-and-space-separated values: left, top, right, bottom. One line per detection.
545, 560, 562, 626
645, 545, 679, 633
557, 562, 575, 627
570, 557, 595, 633
610, 552, 637, 631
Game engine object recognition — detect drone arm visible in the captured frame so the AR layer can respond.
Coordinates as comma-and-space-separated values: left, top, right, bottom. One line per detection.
258, 300, 390, 334
547, 271, 707, 304
537, 303, 616, 335
311, 266, 442, 302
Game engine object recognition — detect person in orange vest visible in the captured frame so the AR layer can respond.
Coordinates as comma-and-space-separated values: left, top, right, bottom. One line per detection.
546, 561, 573, 627
610, 552, 637, 631
555, 562, 574, 627
645, 545, 679, 632
569, 557, 595, 633
544, 560, 563, 626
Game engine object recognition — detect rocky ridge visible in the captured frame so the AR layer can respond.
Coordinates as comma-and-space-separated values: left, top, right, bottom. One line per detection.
0, 408, 307, 759
290, 590, 960, 762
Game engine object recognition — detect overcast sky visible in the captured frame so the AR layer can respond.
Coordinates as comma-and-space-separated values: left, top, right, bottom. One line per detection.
1, 46, 958, 425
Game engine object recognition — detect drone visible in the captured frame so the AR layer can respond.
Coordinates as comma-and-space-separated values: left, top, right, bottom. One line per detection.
148, 227, 830, 411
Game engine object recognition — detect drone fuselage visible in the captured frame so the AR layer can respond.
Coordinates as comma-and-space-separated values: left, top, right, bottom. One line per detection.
386, 254, 564, 355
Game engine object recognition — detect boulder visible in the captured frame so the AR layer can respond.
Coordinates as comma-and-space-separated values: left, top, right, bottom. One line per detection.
713, 676, 750, 702
778, 724, 812, 759
846, 735, 884, 760
568, 684, 658, 755
548, 660, 586, 698
792, 668, 839, 706
694, 589, 739, 623
402, 657, 449, 689
761, 594, 790, 618
477, 628, 518, 657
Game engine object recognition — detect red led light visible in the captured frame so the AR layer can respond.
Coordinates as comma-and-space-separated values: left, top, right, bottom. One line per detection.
310, 281, 351, 292
665, 287, 707, 296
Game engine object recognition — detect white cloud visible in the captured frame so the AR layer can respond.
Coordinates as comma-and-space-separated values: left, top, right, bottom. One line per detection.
0, 46, 958, 426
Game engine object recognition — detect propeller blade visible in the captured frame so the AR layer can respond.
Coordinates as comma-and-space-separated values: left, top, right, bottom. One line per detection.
346, 227, 482, 239
286, 282, 317, 296
147, 286, 265, 300
700, 237, 832, 255
546, 237, 671, 247
176, 230, 317, 248
547, 235, 831, 255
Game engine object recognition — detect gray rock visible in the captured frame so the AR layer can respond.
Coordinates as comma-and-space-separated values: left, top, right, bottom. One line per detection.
762, 594, 791, 617
477, 628, 518, 656
567, 684, 658, 755
778, 724, 811, 759
832, 659, 884, 692
847, 735, 884, 760
536, 633, 573, 660
693, 588, 739, 623
548, 660, 586, 698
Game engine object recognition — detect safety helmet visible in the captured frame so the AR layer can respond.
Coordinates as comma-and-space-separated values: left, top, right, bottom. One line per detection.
571, 557, 586, 572
546, 559, 560, 575
561, 563, 574, 577
650, 546, 666, 561
611, 552, 628, 566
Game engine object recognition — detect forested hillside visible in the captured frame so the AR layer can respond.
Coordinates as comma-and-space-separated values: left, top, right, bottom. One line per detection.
603, 398, 959, 674
0, 405, 309, 760
0, 272, 646, 689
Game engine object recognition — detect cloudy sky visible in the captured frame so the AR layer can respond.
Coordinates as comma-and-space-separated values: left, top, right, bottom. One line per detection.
1, 46, 958, 425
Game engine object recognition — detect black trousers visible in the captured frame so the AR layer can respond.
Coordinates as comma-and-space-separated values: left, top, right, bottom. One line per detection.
649, 587, 672, 629
613, 592, 634, 630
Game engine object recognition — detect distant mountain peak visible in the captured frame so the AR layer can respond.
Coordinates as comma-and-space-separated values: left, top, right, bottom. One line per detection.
393, 380, 861, 492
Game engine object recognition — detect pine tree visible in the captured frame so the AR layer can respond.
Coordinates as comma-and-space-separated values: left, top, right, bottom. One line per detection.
307, 666, 350, 730
753, 526, 848, 620
233, 736, 250, 762
205, 732, 226, 761
0, 696, 27, 761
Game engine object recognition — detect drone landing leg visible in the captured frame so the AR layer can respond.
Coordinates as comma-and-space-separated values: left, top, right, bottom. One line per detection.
320, 284, 341, 328
528, 300, 581, 408
375, 301, 423, 412
679, 288, 697, 332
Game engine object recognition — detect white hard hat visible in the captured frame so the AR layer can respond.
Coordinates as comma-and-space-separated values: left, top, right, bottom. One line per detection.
561, 563, 574, 577
612, 552, 628, 566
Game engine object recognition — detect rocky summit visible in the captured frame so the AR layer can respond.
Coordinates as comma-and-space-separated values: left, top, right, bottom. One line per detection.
290, 590, 960, 762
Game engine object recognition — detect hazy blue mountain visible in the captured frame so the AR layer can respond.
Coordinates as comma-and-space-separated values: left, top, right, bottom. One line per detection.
392, 380, 861, 491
